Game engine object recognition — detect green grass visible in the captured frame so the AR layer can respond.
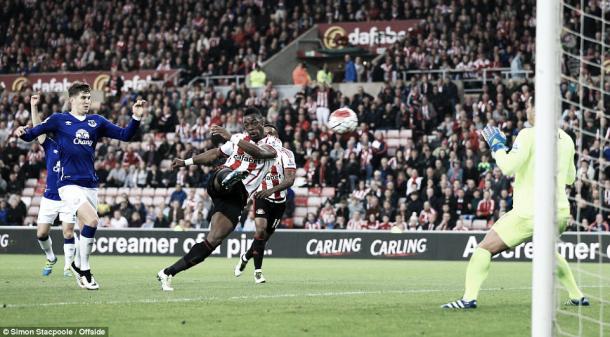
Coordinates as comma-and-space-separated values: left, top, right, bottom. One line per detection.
0, 255, 608, 337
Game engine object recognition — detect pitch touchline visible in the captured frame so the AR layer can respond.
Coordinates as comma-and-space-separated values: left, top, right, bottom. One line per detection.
3, 286, 608, 309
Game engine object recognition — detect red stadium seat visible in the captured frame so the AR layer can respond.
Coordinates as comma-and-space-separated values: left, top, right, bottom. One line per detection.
295, 196, 308, 207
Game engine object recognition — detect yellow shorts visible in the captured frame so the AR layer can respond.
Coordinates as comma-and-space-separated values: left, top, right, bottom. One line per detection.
492, 209, 569, 248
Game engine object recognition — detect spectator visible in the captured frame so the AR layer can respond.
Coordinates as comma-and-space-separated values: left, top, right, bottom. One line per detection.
169, 185, 187, 205
248, 64, 267, 88
588, 214, 609, 232
6, 195, 26, 226
304, 212, 321, 230
344, 55, 357, 82
109, 210, 128, 228
292, 63, 311, 86
316, 63, 333, 85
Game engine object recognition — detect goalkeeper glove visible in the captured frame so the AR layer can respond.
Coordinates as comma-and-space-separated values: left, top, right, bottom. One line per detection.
481, 126, 507, 153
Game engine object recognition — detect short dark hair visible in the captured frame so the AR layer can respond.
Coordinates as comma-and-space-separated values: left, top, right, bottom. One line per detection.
244, 107, 264, 122
68, 82, 91, 97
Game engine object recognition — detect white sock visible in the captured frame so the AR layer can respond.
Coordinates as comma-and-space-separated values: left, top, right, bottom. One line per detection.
79, 236, 94, 271
63, 241, 76, 270
74, 235, 81, 269
38, 237, 55, 261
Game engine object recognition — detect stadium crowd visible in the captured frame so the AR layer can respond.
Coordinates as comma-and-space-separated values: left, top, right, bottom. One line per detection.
0, 70, 608, 232
0, 0, 607, 232
0, 0, 539, 81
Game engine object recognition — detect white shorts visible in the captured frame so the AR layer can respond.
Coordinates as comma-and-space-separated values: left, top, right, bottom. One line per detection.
37, 197, 76, 225
58, 185, 99, 219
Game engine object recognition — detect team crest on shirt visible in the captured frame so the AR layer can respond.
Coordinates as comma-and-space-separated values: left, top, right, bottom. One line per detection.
88, 120, 97, 127
65, 121, 72, 125
74, 129, 93, 146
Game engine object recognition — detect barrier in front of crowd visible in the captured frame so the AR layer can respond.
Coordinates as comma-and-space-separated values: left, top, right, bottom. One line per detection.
0, 227, 608, 262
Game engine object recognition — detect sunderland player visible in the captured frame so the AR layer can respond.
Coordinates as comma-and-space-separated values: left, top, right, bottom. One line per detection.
30, 93, 79, 277
234, 124, 296, 283
16, 82, 145, 290
157, 108, 281, 291
442, 97, 589, 309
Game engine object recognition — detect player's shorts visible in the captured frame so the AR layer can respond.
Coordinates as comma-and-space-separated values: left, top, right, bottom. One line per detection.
492, 209, 570, 248
37, 197, 76, 225
207, 168, 248, 226
58, 185, 99, 219
254, 198, 286, 232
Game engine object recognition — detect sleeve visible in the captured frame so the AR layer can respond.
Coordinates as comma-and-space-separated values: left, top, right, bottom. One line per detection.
99, 116, 140, 141
219, 141, 234, 156
283, 150, 297, 170
492, 129, 532, 176
20, 114, 58, 142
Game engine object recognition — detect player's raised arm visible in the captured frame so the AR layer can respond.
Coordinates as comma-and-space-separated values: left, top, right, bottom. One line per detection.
16, 112, 59, 142
30, 93, 46, 144
99, 99, 146, 141
172, 147, 227, 169
481, 125, 531, 176
210, 125, 277, 159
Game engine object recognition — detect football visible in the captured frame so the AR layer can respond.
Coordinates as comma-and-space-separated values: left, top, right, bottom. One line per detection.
328, 107, 358, 134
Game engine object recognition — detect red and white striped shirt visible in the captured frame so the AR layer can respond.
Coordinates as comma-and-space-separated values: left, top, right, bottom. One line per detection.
220, 133, 282, 196
256, 147, 296, 203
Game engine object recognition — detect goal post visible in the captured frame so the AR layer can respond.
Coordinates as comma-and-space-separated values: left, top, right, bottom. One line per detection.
532, 0, 561, 336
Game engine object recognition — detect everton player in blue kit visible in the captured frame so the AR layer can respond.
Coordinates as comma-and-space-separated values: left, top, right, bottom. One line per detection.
30, 93, 79, 277
15, 82, 146, 290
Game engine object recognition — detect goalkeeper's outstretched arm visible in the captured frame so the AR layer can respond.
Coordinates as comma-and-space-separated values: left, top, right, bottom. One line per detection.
493, 129, 533, 176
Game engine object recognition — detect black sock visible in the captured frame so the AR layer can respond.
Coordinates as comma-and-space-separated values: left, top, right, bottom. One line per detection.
252, 237, 266, 270
165, 240, 215, 276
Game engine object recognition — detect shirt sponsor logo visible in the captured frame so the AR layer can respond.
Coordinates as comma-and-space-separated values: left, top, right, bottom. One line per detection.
65, 121, 72, 125
74, 129, 93, 146
52, 161, 60, 173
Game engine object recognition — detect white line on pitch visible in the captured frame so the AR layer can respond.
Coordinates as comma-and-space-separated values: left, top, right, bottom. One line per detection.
2, 285, 608, 309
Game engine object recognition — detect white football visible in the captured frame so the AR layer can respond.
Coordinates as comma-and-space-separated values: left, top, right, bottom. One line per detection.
328, 107, 358, 134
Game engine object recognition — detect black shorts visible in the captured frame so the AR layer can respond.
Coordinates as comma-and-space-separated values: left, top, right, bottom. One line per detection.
207, 168, 248, 226
254, 198, 286, 231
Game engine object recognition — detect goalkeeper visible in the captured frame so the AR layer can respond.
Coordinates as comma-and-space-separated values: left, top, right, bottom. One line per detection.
442, 97, 589, 309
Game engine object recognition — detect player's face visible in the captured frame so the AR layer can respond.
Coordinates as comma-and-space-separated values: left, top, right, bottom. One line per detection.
244, 115, 264, 141
71, 91, 91, 115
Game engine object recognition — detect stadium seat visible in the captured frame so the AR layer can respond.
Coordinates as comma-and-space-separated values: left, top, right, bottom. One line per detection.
28, 206, 40, 217
155, 188, 168, 197
142, 188, 155, 197
21, 196, 31, 208
128, 197, 139, 205
308, 187, 322, 196
132, 187, 143, 197
295, 196, 308, 207
470, 219, 488, 230
387, 139, 401, 148
296, 168, 306, 177
31, 197, 41, 207
387, 130, 400, 138
141, 196, 153, 206
294, 207, 308, 217
98, 188, 107, 198
399, 129, 413, 138
153, 196, 165, 205
106, 188, 118, 197
117, 187, 130, 196
321, 187, 335, 197
21, 187, 35, 197
25, 178, 38, 188
105, 196, 115, 205
293, 216, 304, 226
293, 187, 308, 196
309, 197, 322, 208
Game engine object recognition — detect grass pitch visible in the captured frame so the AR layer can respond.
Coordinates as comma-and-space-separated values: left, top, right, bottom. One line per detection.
0, 255, 608, 337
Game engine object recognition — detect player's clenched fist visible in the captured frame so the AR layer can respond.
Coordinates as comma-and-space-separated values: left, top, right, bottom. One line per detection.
171, 158, 186, 170
13, 126, 27, 137
31, 93, 40, 107
132, 99, 147, 118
